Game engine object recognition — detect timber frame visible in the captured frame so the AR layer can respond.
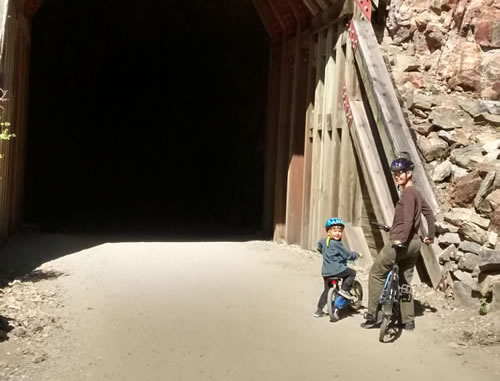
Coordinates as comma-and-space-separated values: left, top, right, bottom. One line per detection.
0, 0, 442, 286
254, 0, 442, 287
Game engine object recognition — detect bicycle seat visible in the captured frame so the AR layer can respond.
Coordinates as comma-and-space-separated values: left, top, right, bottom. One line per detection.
327, 277, 342, 285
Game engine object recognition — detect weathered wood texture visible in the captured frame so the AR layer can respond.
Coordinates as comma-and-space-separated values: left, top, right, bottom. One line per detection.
350, 19, 442, 287
0, 0, 32, 241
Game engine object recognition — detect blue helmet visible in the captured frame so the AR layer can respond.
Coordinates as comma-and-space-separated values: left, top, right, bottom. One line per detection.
390, 157, 414, 172
325, 217, 345, 231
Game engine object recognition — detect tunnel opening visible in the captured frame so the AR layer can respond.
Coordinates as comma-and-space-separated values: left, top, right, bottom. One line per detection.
23, 0, 270, 238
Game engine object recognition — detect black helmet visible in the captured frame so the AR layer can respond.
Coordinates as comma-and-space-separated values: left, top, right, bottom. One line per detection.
390, 157, 414, 172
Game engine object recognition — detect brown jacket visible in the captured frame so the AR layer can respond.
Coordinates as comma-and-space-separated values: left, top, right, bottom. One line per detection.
389, 186, 436, 244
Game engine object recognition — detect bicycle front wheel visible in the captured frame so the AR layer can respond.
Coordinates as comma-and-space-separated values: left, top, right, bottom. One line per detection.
327, 287, 339, 322
350, 280, 363, 311
379, 314, 390, 342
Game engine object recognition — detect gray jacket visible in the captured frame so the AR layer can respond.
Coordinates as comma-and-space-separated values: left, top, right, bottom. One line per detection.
317, 238, 359, 276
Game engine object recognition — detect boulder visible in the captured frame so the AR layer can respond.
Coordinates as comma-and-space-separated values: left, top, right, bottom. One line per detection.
439, 244, 458, 264
417, 132, 448, 162
438, 232, 461, 245
480, 50, 500, 89
476, 113, 500, 127
450, 144, 485, 168
458, 240, 482, 255
444, 208, 490, 229
478, 248, 500, 272
490, 209, 500, 235
453, 269, 476, 289
412, 122, 434, 135
437, 130, 457, 145
458, 252, 481, 272
459, 221, 489, 244
407, 90, 434, 111
451, 170, 482, 206
486, 189, 500, 210
447, 42, 482, 92
477, 273, 500, 296
474, 9, 500, 49
451, 164, 469, 180
491, 283, 500, 312
429, 106, 473, 130
425, 24, 446, 51
473, 171, 496, 209
432, 160, 452, 182
453, 281, 478, 309
458, 98, 486, 118
436, 221, 459, 234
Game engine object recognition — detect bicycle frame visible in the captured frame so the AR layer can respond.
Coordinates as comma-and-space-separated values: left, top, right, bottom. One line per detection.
379, 264, 399, 316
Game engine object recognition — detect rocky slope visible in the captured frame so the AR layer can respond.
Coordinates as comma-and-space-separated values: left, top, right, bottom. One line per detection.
381, 0, 500, 317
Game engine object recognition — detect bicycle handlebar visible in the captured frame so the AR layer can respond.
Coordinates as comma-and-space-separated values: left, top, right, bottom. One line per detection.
370, 222, 391, 232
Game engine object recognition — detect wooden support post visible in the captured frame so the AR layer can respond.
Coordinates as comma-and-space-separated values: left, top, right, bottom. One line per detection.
351, 19, 442, 287
300, 35, 316, 249
273, 39, 294, 241
263, 47, 282, 236
308, 30, 326, 249
318, 25, 336, 227
285, 25, 309, 244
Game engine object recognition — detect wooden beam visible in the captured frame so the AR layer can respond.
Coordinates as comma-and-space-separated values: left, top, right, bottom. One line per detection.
315, 0, 331, 10
308, 30, 327, 248
351, 19, 442, 287
300, 36, 316, 248
318, 25, 336, 227
302, 0, 321, 15
351, 19, 439, 212
262, 47, 282, 235
285, 25, 309, 244
273, 39, 294, 241
252, 0, 282, 43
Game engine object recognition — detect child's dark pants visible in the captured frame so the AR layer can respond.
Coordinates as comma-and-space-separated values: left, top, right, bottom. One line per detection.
317, 268, 356, 310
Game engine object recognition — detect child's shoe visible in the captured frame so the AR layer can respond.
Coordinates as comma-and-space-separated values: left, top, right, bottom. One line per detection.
338, 289, 355, 300
313, 309, 327, 318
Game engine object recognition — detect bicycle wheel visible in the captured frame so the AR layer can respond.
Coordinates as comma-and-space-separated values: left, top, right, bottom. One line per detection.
350, 280, 363, 311
327, 287, 339, 322
379, 314, 390, 342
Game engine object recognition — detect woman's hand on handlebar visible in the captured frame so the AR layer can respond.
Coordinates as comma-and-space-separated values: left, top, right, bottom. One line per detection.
423, 237, 434, 245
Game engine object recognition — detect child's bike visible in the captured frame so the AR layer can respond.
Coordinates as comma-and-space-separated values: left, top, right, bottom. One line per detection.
327, 277, 363, 322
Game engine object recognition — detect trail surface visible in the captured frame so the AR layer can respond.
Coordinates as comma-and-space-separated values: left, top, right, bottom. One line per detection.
1, 235, 499, 380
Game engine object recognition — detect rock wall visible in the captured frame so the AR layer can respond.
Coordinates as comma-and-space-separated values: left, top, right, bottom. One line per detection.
380, 0, 500, 312
383, 0, 500, 99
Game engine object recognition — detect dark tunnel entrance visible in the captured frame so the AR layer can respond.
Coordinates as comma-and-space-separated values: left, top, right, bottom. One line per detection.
24, 0, 269, 238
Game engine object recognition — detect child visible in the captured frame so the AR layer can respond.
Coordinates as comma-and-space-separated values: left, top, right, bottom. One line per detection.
314, 217, 361, 318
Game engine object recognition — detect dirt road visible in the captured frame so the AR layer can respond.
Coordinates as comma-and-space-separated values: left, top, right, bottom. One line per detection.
1, 235, 499, 380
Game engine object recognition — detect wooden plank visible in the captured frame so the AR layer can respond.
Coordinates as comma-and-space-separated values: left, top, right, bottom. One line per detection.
349, 100, 394, 228
318, 25, 336, 227
300, 36, 316, 248
352, 19, 438, 212
308, 30, 327, 248
262, 47, 282, 236
252, 0, 282, 43
344, 222, 373, 267
301, 0, 321, 15
273, 39, 294, 241
315, 0, 330, 10
351, 19, 442, 287
285, 24, 309, 244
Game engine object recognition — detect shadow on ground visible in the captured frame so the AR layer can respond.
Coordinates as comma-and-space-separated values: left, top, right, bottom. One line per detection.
0, 227, 264, 288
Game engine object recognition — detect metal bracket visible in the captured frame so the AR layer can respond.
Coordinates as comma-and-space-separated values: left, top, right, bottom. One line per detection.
342, 86, 353, 127
355, 0, 372, 21
348, 21, 359, 52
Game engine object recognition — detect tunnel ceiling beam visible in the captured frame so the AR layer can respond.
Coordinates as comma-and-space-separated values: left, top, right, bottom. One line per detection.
252, 0, 283, 43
